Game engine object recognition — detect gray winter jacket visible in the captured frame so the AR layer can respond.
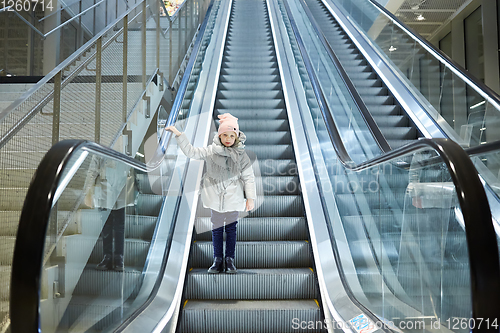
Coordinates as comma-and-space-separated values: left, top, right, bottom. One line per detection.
175, 132, 256, 212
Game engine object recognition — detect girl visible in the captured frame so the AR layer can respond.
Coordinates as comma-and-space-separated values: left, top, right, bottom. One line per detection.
165, 113, 256, 273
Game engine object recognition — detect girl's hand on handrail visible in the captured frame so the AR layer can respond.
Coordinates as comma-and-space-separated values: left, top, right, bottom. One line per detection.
165, 125, 182, 137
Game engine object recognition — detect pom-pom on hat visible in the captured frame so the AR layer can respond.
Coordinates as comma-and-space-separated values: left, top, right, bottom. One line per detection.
218, 113, 239, 137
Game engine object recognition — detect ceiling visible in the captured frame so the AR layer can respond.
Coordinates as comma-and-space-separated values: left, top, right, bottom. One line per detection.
378, 0, 473, 39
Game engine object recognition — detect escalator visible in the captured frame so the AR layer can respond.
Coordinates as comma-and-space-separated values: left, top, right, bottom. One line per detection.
8, 0, 500, 332
178, 0, 322, 329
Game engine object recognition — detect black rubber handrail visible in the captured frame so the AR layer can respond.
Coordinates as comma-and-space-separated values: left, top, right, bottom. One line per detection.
365, 0, 500, 112
9, 0, 216, 328
282, 0, 500, 330
299, 0, 391, 154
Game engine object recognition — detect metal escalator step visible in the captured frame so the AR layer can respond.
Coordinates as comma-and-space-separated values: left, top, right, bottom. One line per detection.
258, 159, 298, 176
135, 173, 164, 194
219, 74, 280, 82
355, 86, 388, 96
185, 268, 317, 299
220, 67, 279, 76
72, 265, 142, 298
367, 105, 401, 115
59, 296, 134, 332
217, 82, 281, 91
180, 300, 322, 333
216, 90, 283, 100
194, 217, 307, 241
79, 209, 156, 240
125, 215, 157, 240
259, 176, 301, 195
215, 108, 286, 119
244, 131, 291, 144
250, 195, 304, 217
215, 98, 284, 109
329, 174, 410, 194
222, 61, 275, 69
226, 44, 273, 51
0, 266, 11, 301
227, 36, 272, 43
225, 49, 274, 56
247, 144, 294, 159
243, 120, 294, 134
225, 55, 275, 63
388, 139, 415, 148
190, 241, 312, 268
372, 115, 408, 127
346, 72, 378, 80
381, 127, 417, 140
135, 194, 163, 216
335, 191, 407, 216
90, 238, 150, 266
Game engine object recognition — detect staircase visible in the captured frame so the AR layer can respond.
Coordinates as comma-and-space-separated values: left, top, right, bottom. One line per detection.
177, 0, 325, 331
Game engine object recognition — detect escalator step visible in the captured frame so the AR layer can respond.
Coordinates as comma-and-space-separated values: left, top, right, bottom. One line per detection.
185, 268, 317, 299
90, 238, 150, 266
179, 300, 322, 333
135, 194, 163, 216
216, 90, 283, 100
246, 144, 295, 159
194, 217, 307, 241
190, 241, 312, 268
214, 108, 286, 119
215, 98, 284, 109
72, 265, 142, 298
244, 131, 291, 144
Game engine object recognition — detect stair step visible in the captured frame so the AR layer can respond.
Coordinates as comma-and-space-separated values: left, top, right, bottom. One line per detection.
72, 265, 142, 298
0, 266, 11, 301
194, 217, 307, 241
190, 241, 312, 268
185, 268, 317, 299
179, 299, 322, 333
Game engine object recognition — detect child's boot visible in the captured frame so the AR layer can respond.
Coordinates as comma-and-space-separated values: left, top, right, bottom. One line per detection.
225, 257, 237, 273
208, 257, 224, 273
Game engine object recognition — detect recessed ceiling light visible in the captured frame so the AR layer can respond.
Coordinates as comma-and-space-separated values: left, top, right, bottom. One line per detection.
416, 14, 425, 21
389, 46, 397, 52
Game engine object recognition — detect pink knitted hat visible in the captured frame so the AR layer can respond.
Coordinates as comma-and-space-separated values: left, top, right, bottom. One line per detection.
217, 113, 239, 136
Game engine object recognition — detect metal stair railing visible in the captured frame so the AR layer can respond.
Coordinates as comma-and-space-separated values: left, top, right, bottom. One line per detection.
0, 0, 209, 330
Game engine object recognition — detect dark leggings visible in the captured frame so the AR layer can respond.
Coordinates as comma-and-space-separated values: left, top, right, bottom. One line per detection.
211, 210, 238, 258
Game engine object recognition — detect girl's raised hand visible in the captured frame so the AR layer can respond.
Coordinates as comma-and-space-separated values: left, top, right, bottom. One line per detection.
165, 125, 182, 137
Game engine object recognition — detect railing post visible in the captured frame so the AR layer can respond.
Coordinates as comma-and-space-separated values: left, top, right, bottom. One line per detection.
190, 0, 194, 42
157, 0, 160, 71
78, 0, 83, 48
184, 5, 188, 54
52, 71, 62, 145
169, 18, 173, 86
95, 37, 102, 144
123, 15, 128, 124
93, 0, 97, 34
198, 0, 201, 29
178, 7, 182, 76
142, 0, 147, 90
